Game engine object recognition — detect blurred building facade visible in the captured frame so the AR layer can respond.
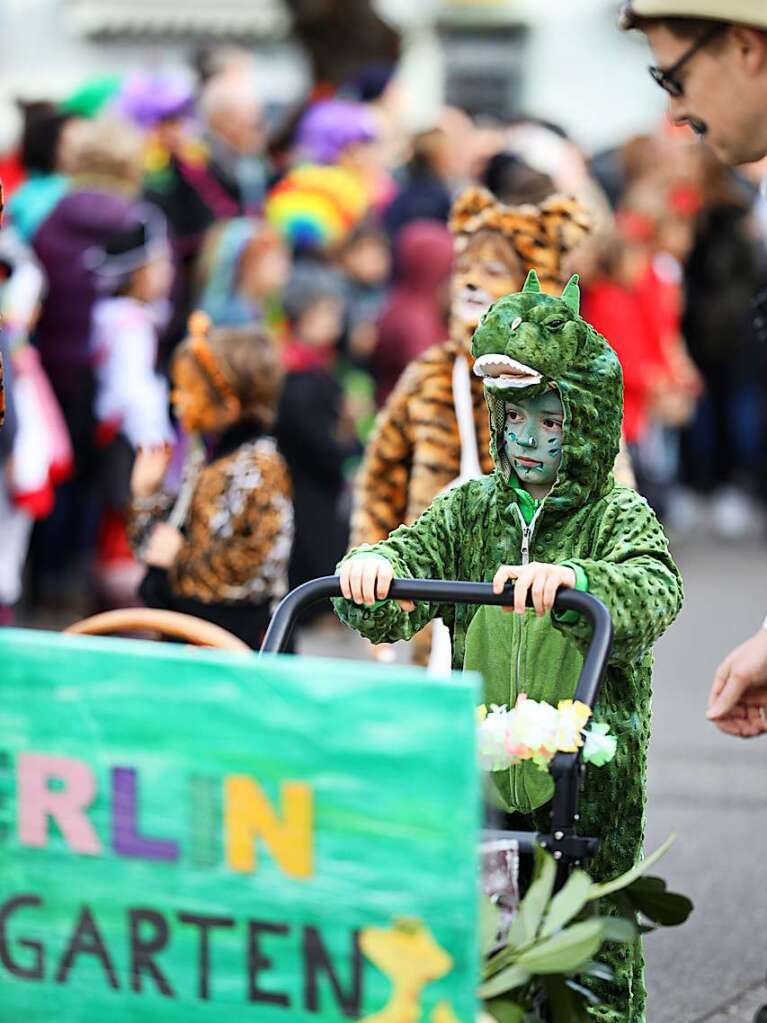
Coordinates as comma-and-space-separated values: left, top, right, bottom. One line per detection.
0, 0, 665, 151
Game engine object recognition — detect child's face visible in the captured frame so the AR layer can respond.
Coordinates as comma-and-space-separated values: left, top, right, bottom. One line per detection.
504, 391, 564, 493
452, 231, 524, 333
341, 236, 391, 286
131, 247, 174, 304
240, 240, 291, 299
297, 298, 343, 348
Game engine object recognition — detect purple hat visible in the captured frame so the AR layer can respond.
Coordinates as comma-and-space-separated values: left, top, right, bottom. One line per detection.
114, 71, 194, 129
294, 99, 377, 165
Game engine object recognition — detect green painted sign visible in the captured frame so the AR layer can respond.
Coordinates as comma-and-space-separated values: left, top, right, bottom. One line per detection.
0, 629, 480, 1022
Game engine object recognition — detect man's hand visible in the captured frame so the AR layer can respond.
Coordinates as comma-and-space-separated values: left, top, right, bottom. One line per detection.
707, 628, 767, 735
339, 558, 415, 612
492, 562, 577, 617
144, 523, 183, 569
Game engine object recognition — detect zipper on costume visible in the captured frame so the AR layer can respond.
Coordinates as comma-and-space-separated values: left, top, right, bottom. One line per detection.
512, 503, 543, 700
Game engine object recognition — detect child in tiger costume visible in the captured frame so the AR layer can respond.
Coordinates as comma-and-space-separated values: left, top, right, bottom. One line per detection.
350, 187, 599, 664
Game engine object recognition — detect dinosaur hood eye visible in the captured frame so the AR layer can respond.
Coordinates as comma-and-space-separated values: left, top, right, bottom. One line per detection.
545, 318, 565, 330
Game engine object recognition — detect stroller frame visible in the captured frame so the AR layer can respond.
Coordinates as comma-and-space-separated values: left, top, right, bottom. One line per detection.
261, 577, 613, 885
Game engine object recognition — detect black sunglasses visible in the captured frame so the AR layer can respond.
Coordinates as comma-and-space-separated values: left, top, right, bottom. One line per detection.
648, 23, 726, 97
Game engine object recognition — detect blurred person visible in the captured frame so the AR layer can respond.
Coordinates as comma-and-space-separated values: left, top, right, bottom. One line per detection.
581, 178, 702, 515
129, 312, 291, 649
88, 206, 175, 605
438, 106, 477, 194
352, 188, 590, 667
383, 128, 453, 237
333, 219, 391, 367
0, 231, 73, 621
677, 149, 767, 534
115, 71, 194, 169
266, 162, 370, 257
293, 98, 394, 213
482, 152, 556, 206
504, 118, 613, 231
29, 115, 145, 606
275, 264, 359, 610
7, 101, 84, 243
196, 217, 291, 331
373, 220, 453, 407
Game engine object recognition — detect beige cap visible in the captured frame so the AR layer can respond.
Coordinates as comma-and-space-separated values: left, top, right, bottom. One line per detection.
620, 0, 767, 30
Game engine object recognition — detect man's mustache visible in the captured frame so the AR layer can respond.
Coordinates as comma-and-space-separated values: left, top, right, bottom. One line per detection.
678, 116, 708, 136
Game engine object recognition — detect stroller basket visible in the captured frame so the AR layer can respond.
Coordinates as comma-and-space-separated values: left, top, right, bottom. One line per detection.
261, 576, 613, 883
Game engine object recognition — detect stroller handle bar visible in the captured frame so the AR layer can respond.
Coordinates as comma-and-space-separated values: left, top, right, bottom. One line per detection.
261, 575, 611, 708
261, 576, 613, 860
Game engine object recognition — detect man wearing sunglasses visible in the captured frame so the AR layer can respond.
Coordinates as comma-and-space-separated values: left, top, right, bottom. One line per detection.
622, 0, 767, 742
620, 2, 767, 166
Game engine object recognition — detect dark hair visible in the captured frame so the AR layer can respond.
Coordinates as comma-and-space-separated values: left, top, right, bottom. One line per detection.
17, 101, 70, 174
483, 152, 555, 206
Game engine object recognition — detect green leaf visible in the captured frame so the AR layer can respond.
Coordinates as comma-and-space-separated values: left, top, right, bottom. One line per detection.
511, 847, 557, 946
485, 996, 526, 1023
516, 919, 605, 973
481, 895, 502, 954
600, 917, 638, 943
623, 876, 694, 927
539, 869, 593, 938
479, 964, 533, 999
587, 834, 676, 900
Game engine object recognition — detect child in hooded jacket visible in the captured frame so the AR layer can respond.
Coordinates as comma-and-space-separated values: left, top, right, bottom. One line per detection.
336, 271, 683, 1023
128, 313, 292, 649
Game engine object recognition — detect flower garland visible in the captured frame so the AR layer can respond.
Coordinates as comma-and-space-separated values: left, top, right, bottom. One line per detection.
477, 694, 617, 772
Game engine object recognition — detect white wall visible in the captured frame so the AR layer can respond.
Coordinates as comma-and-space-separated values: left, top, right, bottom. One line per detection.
519, 0, 667, 151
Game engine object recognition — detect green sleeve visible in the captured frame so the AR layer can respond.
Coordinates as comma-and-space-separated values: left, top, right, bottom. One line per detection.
552, 560, 588, 625
552, 489, 683, 666
332, 486, 466, 644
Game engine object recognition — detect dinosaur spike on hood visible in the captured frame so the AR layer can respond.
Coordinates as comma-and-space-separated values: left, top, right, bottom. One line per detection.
522, 268, 541, 294
561, 273, 581, 316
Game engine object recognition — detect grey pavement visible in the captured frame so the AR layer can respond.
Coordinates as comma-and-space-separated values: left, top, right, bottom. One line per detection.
645, 532, 767, 1023
298, 530, 767, 1023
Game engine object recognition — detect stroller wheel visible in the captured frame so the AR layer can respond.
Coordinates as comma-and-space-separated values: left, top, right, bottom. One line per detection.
753, 1006, 767, 1023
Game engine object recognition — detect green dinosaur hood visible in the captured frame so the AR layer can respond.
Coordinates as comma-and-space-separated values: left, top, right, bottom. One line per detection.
471, 270, 623, 513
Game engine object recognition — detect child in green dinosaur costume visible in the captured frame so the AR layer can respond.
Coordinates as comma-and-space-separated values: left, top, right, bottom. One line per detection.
335, 270, 683, 1022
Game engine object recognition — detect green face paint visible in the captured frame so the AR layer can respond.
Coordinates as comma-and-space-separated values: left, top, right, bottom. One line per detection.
503, 390, 564, 491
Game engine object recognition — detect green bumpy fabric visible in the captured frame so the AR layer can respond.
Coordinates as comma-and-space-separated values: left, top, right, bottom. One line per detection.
334, 273, 683, 1021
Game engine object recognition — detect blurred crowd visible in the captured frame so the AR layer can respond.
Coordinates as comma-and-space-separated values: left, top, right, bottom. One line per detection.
0, 46, 765, 642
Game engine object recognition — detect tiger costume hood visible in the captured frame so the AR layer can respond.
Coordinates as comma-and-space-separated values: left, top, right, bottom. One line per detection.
449, 186, 591, 347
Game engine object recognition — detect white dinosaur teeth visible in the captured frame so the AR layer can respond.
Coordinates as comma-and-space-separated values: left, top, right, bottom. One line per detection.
472, 353, 542, 388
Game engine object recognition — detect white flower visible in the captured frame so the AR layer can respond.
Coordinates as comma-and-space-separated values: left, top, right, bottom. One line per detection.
478, 705, 512, 771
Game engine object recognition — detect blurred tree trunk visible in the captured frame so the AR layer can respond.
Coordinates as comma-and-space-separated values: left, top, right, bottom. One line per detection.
283, 0, 400, 89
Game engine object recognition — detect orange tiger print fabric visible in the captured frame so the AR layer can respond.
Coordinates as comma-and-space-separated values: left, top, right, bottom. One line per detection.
130, 437, 293, 604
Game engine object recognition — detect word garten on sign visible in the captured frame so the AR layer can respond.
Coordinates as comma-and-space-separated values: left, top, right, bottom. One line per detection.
0, 629, 480, 1022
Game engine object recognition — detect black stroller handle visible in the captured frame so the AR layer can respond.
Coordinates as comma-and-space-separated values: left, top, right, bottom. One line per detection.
261, 576, 611, 704
261, 576, 613, 867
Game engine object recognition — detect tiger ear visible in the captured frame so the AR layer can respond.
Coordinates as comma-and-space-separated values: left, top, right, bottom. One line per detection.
522, 269, 542, 294
561, 274, 580, 316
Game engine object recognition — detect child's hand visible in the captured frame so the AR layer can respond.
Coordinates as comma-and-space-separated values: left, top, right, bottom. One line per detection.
492, 562, 577, 617
132, 445, 172, 499
144, 523, 183, 569
339, 558, 415, 612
